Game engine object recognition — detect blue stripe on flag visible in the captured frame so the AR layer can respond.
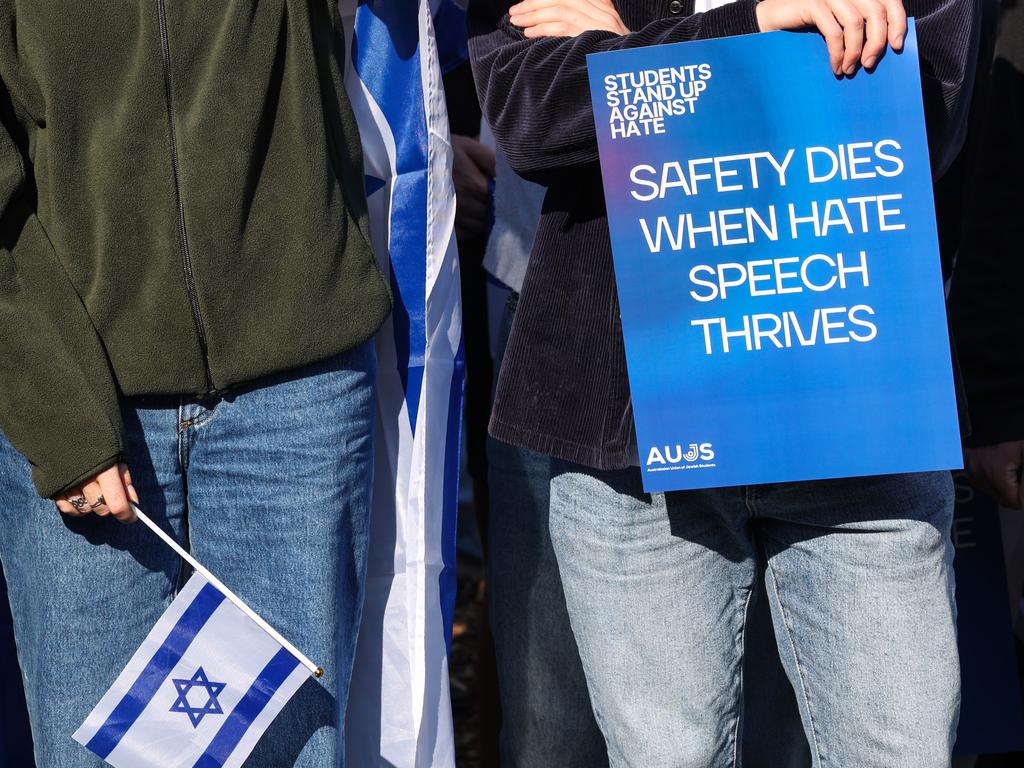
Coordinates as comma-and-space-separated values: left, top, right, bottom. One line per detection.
352, 1, 428, 431
192, 648, 301, 767
85, 583, 225, 758
388, 172, 428, 429
440, 340, 465, 654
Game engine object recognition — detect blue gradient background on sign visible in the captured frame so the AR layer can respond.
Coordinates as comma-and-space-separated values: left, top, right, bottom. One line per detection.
587, 22, 962, 492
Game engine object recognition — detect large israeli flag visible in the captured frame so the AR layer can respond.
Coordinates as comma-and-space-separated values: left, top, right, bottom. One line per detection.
339, 1, 463, 766
72, 574, 311, 768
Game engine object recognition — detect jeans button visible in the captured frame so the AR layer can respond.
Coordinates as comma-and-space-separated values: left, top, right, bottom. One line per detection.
669, 0, 683, 13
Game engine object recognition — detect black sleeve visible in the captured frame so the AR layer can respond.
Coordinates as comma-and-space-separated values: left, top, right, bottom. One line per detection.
948, 2, 1024, 447
443, 61, 483, 137
905, 0, 981, 178
467, 0, 759, 184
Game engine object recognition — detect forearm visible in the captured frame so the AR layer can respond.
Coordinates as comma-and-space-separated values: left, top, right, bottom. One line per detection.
468, 0, 758, 183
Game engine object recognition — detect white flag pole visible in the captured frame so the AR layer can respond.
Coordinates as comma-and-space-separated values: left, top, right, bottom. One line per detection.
130, 502, 324, 679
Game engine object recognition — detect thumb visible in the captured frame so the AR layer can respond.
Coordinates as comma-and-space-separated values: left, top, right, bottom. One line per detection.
119, 463, 140, 506
96, 463, 136, 523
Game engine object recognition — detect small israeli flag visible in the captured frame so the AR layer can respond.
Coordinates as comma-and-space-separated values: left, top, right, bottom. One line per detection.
73, 572, 312, 767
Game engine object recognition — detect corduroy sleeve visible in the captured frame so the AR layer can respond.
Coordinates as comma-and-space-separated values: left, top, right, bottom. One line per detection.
469, 0, 979, 184
0, 84, 125, 498
467, 0, 759, 185
906, 0, 981, 178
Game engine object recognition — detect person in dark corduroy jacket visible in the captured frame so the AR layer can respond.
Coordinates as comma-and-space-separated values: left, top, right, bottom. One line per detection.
469, 0, 979, 764
0, 3, 390, 765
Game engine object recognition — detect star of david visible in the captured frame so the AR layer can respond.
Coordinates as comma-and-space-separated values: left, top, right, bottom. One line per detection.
169, 667, 227, 727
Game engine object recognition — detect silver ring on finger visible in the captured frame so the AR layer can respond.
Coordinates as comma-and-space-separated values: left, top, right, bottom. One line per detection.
70, 495, 89, 513
89, 495, 107, 510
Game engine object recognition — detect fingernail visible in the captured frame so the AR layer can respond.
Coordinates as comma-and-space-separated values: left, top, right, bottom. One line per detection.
894, 33, 904, 48
863, 55, 877, 69
844, 65, 856, 76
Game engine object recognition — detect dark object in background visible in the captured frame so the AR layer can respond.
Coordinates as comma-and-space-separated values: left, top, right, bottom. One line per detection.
948, 0, 1024, 449
1, 572, 34, 767
948, 1, 1024, 761
950, 474, 1024, 756
444, 56, 501, 766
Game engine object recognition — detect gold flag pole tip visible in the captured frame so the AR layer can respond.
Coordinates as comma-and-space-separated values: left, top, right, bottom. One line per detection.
314, 667, 325, 679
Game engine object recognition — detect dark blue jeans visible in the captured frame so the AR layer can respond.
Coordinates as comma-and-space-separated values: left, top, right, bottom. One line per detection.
0, 343, 375, 767
487, 293, 608, 768
0, 572, 33, 766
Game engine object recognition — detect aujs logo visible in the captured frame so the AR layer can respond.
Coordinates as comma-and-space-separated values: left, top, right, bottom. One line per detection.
646, 442, 715, 467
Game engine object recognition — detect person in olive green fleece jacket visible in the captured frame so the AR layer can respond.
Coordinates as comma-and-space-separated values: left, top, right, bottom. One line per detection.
0, 3, 391, 766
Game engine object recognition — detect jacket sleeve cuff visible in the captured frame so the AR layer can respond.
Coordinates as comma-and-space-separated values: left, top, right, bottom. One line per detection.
36, 450, 124, 500
698, 0, 760, 40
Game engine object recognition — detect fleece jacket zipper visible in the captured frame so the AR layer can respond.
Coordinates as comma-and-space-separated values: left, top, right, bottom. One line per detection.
156, 0, 215, 392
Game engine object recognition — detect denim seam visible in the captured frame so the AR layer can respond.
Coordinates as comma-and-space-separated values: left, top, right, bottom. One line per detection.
171, 545, 185, 596
177, 412, 215, 432
742, 486, 757, 517
765, 561, 824, 767
731, 584, 754, 768
191, 414, 214, 430
176, 400, 190, 472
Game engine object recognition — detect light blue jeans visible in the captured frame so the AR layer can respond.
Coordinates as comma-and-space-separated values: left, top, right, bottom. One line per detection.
0, 343, 376, 768
488, 294, 809, 768
549, 464, 959, 768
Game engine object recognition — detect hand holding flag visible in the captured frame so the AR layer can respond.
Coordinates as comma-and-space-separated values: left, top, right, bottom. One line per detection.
73, 505, 320, 768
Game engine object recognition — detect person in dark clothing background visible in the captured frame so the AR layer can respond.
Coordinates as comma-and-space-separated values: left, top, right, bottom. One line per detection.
950, 0, 1024, 513
949, 9, 1024, 749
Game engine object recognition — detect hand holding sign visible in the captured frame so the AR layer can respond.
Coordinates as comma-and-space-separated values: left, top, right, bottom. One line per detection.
756, 0, 907, 73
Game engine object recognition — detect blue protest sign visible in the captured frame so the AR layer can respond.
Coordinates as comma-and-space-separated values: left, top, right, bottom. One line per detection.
587, 22, 962, 492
